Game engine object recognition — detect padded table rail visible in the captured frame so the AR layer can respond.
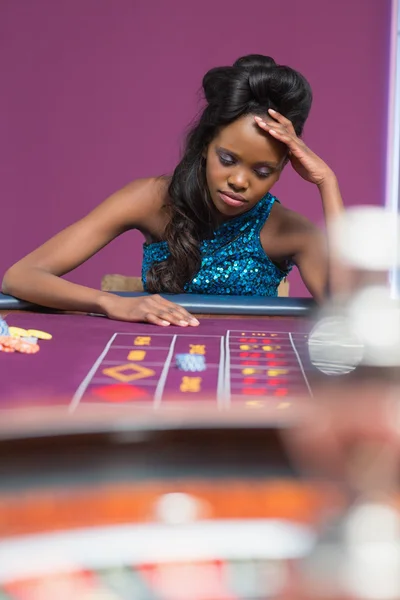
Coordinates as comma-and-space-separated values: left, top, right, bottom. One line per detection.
0, 292, 314, 316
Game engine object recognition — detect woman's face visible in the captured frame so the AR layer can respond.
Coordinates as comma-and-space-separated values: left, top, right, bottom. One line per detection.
205, 114, 288, 219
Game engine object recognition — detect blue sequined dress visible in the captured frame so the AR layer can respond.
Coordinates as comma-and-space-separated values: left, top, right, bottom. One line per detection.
142, 193, 292, 296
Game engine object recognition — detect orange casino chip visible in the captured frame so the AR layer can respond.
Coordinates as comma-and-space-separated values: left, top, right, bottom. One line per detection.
0, 344, 15, 353
0, 336, 39, 354
0, 336, 20, 349
16, 340, 40, 354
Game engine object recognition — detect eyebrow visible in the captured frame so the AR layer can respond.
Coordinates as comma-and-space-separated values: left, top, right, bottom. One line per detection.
217, 146, 280, 170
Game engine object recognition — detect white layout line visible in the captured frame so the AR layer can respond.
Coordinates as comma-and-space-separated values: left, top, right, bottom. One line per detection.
114, 333, 222, 338
228, 330, 308, 336
216, 336, 225, 410
69, 329, 309, 412
69, 333, 118, 413
153, 335, 178, 409
89, 378, 163, 388
100, 361, 221, 367
224, 330, 231, 408
288, 332, 313, 398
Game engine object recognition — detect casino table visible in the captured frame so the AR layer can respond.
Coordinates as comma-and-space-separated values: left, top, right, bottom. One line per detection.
0, 287, 344, 600
1, 292, 399, 599
0, 292, 317, 438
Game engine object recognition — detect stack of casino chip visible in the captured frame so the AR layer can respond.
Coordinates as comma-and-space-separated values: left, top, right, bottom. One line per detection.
0, 318, 9, 337
0, 318, 52, 355
175, 353, 206, 372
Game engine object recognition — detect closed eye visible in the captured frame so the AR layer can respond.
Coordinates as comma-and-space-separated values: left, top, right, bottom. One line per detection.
219, 153, 236, 166
218, 150, 273, 178
255, 169, 272, 179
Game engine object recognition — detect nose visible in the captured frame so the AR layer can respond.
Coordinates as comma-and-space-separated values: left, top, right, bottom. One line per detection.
227, 168, 249, 192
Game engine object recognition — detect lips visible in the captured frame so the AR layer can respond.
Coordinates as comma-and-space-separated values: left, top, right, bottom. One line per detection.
218, 190, 247, 207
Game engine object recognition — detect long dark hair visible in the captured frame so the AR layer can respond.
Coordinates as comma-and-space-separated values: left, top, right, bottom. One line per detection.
146, 54, 312, 293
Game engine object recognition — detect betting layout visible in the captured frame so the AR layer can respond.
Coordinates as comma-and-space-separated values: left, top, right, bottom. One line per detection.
71, 328, 311, 410
0, 314, 313, 412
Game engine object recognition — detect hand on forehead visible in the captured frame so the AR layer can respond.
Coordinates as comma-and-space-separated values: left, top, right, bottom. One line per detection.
213, 114, 288, 169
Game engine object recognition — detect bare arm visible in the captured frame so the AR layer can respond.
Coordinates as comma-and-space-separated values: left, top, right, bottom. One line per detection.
292, 226, 328, 303
2, 179, 154, 310
255, 110, 344, 300
264, 210, 329, 303
2, 178, 198, 326
293, 174, 344, 300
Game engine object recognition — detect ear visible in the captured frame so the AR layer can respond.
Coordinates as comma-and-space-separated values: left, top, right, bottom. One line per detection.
202, 145, 208, 159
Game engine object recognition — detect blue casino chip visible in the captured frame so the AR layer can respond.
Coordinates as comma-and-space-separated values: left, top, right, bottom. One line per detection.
21, 336, 38, 344
0, 318, 9, 337
175, 353, 206, 372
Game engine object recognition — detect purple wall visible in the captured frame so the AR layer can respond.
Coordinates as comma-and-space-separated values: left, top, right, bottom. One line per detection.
0, 0, 392, 296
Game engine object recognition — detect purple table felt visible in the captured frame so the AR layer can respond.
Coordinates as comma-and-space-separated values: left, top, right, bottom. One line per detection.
0, 313, 313, 437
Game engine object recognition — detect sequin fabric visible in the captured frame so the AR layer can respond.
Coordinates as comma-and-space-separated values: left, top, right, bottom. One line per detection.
142, 193, 292, 296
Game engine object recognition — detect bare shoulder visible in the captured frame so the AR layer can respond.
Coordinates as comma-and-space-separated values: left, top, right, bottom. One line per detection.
262, 201, 325, 261
122, 175, 169, 204
108, 176, 170, 232
272, 202, 319, 235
